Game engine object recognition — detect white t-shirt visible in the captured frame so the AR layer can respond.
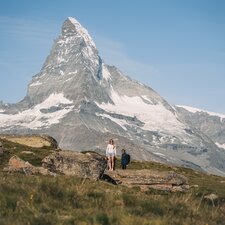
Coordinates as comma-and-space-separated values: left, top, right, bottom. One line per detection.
106, 144, 116, 156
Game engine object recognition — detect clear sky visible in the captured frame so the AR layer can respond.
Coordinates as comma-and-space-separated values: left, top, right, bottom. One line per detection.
0, 0, 225, 113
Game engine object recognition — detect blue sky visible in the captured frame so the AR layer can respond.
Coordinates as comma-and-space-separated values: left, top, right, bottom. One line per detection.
0, 0, 225, 113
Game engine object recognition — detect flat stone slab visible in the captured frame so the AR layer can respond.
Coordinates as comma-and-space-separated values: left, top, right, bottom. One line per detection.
105, 169, 189, 192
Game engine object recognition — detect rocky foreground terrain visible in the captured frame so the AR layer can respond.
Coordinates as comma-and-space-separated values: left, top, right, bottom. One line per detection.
1, 134, 189, 192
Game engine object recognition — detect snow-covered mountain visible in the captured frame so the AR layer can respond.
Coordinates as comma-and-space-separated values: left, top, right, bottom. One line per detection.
176, 105, 225, 151
1, 17, 225, 176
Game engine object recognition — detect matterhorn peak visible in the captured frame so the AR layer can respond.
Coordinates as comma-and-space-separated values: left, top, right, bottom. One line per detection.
62, 17, 96, 49
36, 16, 99, 77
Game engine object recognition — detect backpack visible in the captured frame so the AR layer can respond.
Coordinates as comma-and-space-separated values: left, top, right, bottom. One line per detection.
126, 154, 130, 165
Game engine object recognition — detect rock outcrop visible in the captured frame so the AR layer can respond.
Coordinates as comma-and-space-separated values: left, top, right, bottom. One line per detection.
3, 155, 52, 175
42, 151, 107, 180
4, 155, 34, 174
4, 150, 107, 180
204, 193, 219, 207
105, 169, 189, 192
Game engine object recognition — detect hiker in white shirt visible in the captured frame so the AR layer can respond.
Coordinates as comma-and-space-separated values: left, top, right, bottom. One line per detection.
106, 139, 116, 171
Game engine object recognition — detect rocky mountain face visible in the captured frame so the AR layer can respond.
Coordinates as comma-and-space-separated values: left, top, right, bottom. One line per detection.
0, 17, 225, 176
176, 105, 225, 151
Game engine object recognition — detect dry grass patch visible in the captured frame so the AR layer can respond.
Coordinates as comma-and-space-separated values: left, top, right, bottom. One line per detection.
1, 136, 52, 148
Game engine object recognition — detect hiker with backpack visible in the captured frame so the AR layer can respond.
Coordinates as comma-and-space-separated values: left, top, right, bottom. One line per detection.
121, 149, 130, 169
106, 139, 117, 171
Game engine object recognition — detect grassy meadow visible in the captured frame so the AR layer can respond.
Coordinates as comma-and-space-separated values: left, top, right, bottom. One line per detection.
0, 138, 225, 225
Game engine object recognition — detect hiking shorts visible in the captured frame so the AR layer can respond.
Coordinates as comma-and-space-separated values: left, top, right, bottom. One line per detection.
107, 153, 115, 157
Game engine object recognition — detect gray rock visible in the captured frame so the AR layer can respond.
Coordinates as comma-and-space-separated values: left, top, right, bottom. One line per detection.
204, 193, 219, 207
42, 150, 107, 180
105, 169, 189, 192
21, 151, 36, 155
204, 193, 219, 201
4, 155, 36, 175
3, 155, 54, 176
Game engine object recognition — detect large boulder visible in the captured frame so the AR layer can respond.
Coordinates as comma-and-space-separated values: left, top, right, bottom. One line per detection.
105, 169, 189, 192
42, 151, 107, 180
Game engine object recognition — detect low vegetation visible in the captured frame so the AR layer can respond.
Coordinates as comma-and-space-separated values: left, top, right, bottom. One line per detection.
0, 138, 225, 225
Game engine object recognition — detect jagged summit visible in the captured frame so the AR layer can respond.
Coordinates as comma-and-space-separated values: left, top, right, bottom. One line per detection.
25, 17, 102, 105
62, 17, 96, 49
42, 16, 98, 68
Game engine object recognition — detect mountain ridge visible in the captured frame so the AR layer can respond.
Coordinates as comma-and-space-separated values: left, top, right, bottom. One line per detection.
0, 17, 225, 176
176, 105, 225, 151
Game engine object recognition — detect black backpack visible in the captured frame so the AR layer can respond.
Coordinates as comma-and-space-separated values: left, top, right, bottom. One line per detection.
126, 154, 130, 165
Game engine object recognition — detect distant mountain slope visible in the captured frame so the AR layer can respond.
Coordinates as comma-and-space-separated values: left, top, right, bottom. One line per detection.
176, 105, 225, 150
0, 17, 225, 176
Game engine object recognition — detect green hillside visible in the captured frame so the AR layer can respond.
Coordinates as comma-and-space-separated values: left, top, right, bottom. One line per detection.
0, 138, 225, 225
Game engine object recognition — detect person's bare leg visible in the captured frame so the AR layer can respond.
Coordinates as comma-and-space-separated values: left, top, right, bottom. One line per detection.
111, 156, 115, 170
108, 157, 112, 170
107, 157, 110, 170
